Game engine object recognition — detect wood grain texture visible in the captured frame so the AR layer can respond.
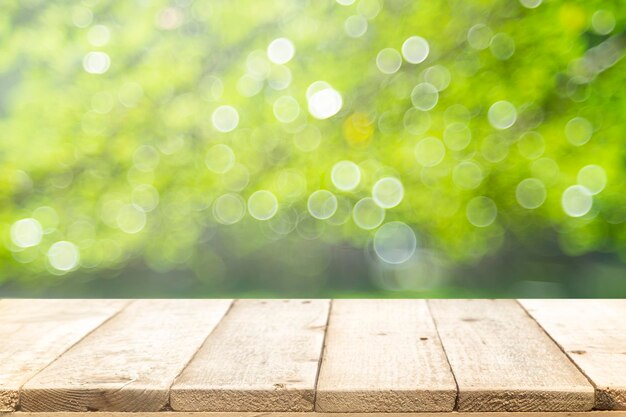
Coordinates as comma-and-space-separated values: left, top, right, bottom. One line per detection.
428, 299, 595, 412
520, 299, 626, 410
4, 412, 626, 417
315, 299, 456, 412
0, 299, 127, 412
170, 299, 330, 412
20, 300, 232, 412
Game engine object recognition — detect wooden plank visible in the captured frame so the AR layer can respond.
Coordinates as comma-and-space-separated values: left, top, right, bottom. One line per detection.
427, 299, 595, 412
4, 412, 626, 417
520, 299, 626, 410
315, 299, 456, 412
170, 299, 330, 412
0, 299, 127, 412
20, 299, 232, 412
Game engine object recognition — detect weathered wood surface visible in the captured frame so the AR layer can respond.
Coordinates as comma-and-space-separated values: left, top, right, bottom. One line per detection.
1, 298, 624, 414
520, 299, 626, 410
427, 299, 595, 412
170, 300, 330, 412
315, 299, 456, 412
3, 412, 626, 417
0, 299, 128, 412
20, 300, 232, 412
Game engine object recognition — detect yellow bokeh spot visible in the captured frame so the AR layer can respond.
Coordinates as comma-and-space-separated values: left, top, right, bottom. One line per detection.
343, 112, 374, 149
559, 4, 587, 33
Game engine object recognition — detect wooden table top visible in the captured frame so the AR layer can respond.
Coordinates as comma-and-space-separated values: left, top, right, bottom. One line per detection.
1, 299, 625, 416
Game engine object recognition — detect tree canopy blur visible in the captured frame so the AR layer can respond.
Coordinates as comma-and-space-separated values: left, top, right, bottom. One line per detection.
1, 0, 625, 296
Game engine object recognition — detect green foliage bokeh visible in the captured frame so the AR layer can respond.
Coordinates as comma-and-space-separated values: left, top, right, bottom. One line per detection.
1, 0, 625, 291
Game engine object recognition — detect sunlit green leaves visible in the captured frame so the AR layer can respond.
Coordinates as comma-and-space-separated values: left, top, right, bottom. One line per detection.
0, 0, 625, 283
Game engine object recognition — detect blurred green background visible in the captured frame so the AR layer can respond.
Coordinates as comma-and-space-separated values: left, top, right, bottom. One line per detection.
1, 0, 625, 298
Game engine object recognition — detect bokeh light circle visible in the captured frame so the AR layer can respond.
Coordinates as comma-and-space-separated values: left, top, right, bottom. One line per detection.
591, 10, 615, 34
353, 197, 385, 230
411, 83, 439, 111
489, 33, 515, 60
327, 197, 353, 225
357, 0, 381, 19
562, 185, 592, 217
372, 177, 404, 209
519, 0, 542, 8
237, 74, 263, 97
266, 38, 295, 65
117, 204, 146, 234
83, 52, 110, 74
516, 178, 547, 209
488, 100, 517, 129
205, 143, 235, 174
344, 15, 368, 38
268, 208, 298, 235
376, 48, 402, 74
132, 184, 160, 212
466, 196, 497, 227
467, 24, 493, 50
423, 65, 451, 91
48, 241, 80, 272
273, 95, 300, 123
331, 161, 361, 191
10, 218, 43, 248
211, 105, 239, 132
577, 165, 607, 195
246, 50, 270, 79
307, 190, 338, 220
213, 193, 246, 225
401, 36, 429, 64
373, 221, 417, 264
565, 117, 592, 146
307, 83, 342, 119
443, 123, 472, 151
296, 212, 325, 240
415, 137, 446, 167
247, 190, 279, 220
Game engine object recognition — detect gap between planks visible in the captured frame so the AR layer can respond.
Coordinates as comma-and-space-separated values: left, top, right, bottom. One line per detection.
2, 299, 625, 413
20, 300, 233, 412
517, 299, 602, 410
518, 299, 626, 410
314, 300, 456, 412
427, 300, 595, 412
0, 300, 130, 412
170, 299, 330, 412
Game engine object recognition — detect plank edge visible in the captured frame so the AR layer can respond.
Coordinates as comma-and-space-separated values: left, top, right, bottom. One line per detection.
170, 387, 316, 412
19, 386, 169, 413
314, 388, 457, 412
517, 299, 626, 411
458, 388, 596, 412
